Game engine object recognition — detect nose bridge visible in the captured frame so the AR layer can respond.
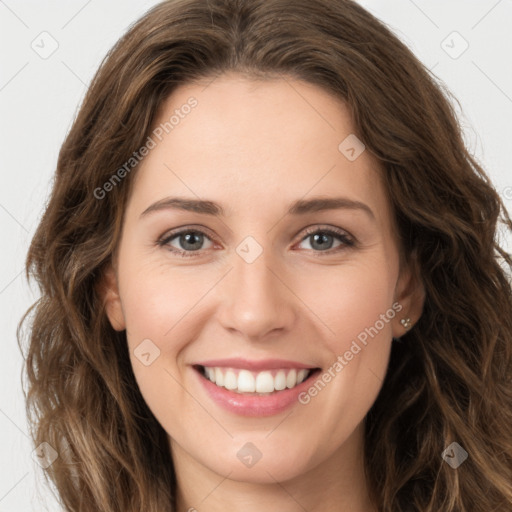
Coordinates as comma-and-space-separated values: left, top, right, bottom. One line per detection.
217, 235, 295, 339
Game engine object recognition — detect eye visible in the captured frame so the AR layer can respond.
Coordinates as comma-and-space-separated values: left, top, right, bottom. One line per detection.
296, 226, 355, 254
157, 228, 215, 257
157, 225, 355, 258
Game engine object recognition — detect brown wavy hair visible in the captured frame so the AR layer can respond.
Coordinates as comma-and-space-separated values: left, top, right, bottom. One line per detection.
18, 0, 512, 510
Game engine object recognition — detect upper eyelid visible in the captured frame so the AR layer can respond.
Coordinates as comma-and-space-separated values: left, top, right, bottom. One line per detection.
160, 225, 218, 244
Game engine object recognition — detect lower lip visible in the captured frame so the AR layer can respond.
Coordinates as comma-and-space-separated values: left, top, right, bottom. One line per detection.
193, 366, 321, 417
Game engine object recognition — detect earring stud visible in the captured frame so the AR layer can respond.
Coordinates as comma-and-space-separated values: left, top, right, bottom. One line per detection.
400, 318, 412, 329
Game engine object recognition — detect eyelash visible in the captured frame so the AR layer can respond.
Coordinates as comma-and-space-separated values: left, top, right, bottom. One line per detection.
156, 225, 356, 258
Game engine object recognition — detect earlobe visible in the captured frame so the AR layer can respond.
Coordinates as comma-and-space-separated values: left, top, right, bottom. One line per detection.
392, 251, 426, 338
97, 263, 126, 331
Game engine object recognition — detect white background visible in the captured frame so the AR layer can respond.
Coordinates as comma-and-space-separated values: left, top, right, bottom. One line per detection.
1, 1, 511, 510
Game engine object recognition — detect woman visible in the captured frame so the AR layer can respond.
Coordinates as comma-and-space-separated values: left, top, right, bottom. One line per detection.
18, 0, 512, 510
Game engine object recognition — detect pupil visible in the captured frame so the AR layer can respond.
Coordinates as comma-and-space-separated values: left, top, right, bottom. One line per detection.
182, 232, 202, 250
312, 233, 332, 250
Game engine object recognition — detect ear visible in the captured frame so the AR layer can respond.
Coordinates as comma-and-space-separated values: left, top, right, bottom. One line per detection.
392, 249, 425, 338
96, 263, 126, 331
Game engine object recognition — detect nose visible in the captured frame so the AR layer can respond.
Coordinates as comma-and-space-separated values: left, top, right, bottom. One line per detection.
216, 243, 297, 341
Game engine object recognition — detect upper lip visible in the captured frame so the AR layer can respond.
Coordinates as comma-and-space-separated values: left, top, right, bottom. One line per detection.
193, 358, 319, 371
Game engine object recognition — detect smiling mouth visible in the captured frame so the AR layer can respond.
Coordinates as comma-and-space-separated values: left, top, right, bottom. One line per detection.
193, 364, 321, 395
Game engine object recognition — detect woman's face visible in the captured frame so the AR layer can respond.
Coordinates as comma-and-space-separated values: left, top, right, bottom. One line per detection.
103, 73, 423, 485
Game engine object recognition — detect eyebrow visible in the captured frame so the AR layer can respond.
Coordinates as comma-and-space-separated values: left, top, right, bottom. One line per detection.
139, 196, 375, 220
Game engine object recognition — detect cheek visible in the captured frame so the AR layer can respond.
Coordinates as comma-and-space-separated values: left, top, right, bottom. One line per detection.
292, 258, 396, 431
120, 257, 203, 347
118, 267, 199, 438
295, 256, 397, 349
115, 256, 194, 396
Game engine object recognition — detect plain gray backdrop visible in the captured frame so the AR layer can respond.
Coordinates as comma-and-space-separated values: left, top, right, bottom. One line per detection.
1, 0, 511, 510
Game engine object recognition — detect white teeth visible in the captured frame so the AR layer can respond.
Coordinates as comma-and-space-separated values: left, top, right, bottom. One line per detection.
255, 371, 274, 393
297, 369, 308, 384
274, 370, 287, 391
224, 370, 238, 390
201, 366, 313, 394
286, 369, 297, 388
238, 370, 255, 392
214, 367, 224, 387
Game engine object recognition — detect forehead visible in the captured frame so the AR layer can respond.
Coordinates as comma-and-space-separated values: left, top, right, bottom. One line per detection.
128, 73, 391, 228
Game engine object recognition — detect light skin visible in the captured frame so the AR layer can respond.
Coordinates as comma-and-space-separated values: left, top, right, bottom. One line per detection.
101, 72, 425, 511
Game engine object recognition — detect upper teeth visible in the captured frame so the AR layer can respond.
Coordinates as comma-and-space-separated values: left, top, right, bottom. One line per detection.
203, 367, 311, 394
